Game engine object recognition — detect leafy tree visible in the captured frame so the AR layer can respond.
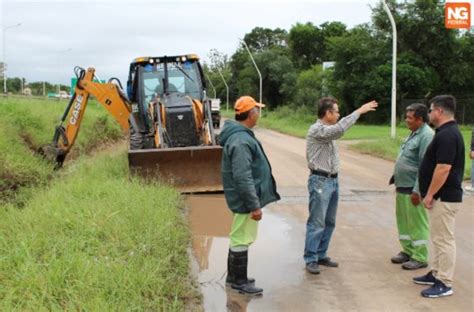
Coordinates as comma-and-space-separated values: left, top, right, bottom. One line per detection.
326, 0, 473, 123
230, 26, 294, 108
294, 65, 325, 109
228, 48, 251, 101
320, 22, 348, 61
28, 81, 57, 96
231, 48, 296, 108
243, 27, 288, 52
257, 50, 297, 107
371, 0, 461, 94
288, 22, 348, 69
327, 25, 387, 116
207, 49, 228, 71
446, 30, 474, 94
320, 22, 347, 38
288, 22, 325, 69
202, 61, 232, 106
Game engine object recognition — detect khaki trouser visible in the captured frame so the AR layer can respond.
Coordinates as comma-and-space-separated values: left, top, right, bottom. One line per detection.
428, 200, 461, 287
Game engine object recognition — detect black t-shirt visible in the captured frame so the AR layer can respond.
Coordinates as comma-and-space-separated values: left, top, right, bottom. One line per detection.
419, 121, 465, 202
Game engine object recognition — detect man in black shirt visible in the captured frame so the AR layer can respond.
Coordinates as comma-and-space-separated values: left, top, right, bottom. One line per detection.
413, 95, 465, 298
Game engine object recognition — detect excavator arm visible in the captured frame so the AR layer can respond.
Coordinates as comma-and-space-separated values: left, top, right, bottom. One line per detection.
40, 56, 223, 193
39, 67, 133, 167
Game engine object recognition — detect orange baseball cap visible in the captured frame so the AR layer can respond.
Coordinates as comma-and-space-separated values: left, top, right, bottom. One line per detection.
234, 96, 265, 114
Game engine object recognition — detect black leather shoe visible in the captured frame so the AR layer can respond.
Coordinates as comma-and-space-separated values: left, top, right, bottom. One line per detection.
306, 262, 320, 274
391, 252, 410, 264
318, 257, 339, 267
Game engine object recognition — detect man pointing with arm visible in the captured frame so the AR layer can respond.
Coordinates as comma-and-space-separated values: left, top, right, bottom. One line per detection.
304, 97, 377, 274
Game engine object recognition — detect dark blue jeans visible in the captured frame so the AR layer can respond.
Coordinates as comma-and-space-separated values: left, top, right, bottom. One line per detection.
304, 174, 339, 264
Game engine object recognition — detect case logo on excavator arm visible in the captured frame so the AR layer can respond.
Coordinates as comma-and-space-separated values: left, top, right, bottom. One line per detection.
70, 95, 84, 125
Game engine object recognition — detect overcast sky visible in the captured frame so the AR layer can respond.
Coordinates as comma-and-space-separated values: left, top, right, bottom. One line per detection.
1, 0, 381, 86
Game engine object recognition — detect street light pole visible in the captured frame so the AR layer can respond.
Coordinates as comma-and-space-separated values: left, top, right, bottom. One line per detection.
57, 48, 72, 98
217, 68, 229, 111
241, 39, 263, 115
382, 0, 397, 139
206, 74, 216, 98
2, 22, 22, 94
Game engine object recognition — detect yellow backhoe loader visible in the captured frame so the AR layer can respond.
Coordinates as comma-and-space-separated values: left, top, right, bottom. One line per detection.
40, 54, 222, 193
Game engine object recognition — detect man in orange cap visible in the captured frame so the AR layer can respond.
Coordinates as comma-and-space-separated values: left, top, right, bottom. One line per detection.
219, 95, 280, 295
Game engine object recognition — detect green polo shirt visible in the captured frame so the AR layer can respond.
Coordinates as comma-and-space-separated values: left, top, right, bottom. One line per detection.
393, 123, 434, 194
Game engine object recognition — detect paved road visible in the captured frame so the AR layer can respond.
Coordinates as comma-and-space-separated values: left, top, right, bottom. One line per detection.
187, 126, 474, 311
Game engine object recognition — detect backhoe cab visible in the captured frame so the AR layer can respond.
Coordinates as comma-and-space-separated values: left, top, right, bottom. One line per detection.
40, 54, 222, 193
127, 55, 222, 192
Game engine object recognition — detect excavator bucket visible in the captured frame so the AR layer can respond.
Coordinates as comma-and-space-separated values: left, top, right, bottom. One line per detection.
128, 146, 223, 193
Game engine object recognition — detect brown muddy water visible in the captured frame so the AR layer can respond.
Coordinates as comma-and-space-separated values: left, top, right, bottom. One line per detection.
184, 126, 473, 312
186, 194, 307, 312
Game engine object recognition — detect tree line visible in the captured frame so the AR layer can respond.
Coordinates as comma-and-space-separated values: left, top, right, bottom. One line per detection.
203, 0, 474, 123
2, 1, 473, 123
0, 75, 70, 96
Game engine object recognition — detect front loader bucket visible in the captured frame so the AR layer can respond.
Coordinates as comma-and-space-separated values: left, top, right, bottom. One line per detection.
128, 146, 223, 193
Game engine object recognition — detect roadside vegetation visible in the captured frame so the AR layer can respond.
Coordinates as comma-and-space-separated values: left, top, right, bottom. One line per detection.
204, 1, 474, 126
0, 98, 122, 205
8, 3, 472, 127
351, 128, 473, 179
0, 98, 199, 310
0, 152, 197, 310
223, 107, 472, 179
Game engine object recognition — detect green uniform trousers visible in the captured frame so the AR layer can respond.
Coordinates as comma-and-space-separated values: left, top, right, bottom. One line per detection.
229, 213, 258, 250
396, 193, 429, 263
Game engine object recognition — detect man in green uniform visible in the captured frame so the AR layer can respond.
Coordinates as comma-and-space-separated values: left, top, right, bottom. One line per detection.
219, 96, 280, 295
390, 103, 434, 269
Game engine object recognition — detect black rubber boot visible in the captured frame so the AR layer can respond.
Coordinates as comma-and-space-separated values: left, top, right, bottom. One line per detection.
229, 250, 262, 295
226, 249, 255, 285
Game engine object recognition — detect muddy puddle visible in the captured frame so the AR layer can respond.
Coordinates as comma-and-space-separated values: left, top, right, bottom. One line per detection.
185, 190, 474, 312
186, 194, 308, 312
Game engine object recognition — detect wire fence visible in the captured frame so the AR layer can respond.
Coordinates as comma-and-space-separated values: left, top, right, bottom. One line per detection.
401, 95, 474, 126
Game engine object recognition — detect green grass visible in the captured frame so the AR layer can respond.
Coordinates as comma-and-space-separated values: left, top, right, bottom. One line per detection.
0, 97, 199, 309
223, 106, 472, 178
0, 151, 198, 310
0, 97, 123, 204
223, 106, 413, 140
349, 127, 472, 179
